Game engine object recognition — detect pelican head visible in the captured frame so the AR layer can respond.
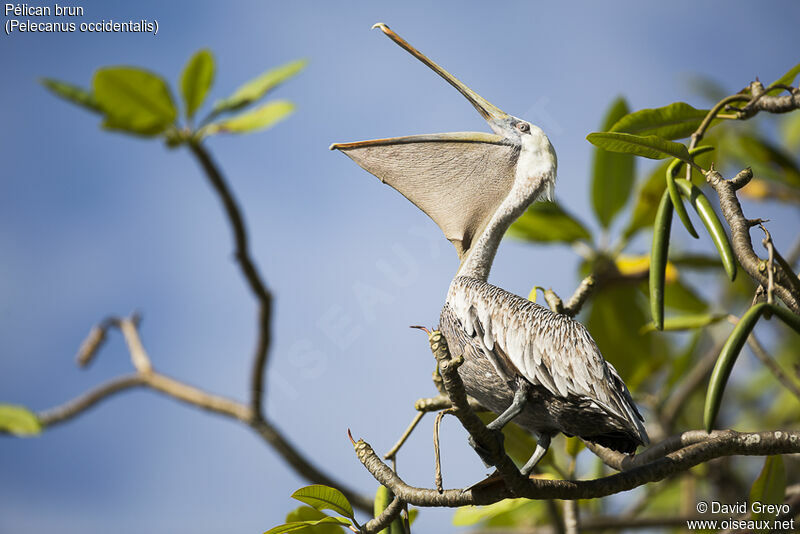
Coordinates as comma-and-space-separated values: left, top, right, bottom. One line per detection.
332, 24, 556, 262
371, 23, 557, 203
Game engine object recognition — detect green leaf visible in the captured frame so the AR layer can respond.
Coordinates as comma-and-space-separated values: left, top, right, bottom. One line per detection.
663, 279, 708, 313
204, 100, 294, 135
506, 201, 591, 244
610, 102, 710, 140
591, 97, 636, 227
669, 253, 723, 270
750, 456, 786, 533
180, 49, 215, 120
0, 404, 42, 436
284, 507, 344, 534
725, 134, 800, 188
453, 499, 544, 528
687, 75, 730, 104
291, 485, 354, 520
213, 58, 307, 114
767, 62, 800, 94
286, 506, 326, 522
93, 67, 177, 136
588, 283, 669, 388
40, 78, 102, 113
408, 508, 418, 525
263, 517, 350, 534
565, 436, 585, 457
640, 313, 726, 334
665, 330, 703, 389
780, 112, 800, 151
625, 160, 671, 239
586, 132, 692, 163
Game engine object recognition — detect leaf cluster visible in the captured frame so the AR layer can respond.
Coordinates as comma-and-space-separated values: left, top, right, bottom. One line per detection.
41, 50, 307, 145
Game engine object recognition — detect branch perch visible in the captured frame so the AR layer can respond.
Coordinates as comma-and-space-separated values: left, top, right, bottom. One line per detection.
353, 428, 800, 507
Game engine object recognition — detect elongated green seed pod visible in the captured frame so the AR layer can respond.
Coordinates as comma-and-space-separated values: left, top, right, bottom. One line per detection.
666, 158, 699, 238
674, 178, 737, 281
389, 511, 405, 534
770, 304, 800, 335
649, 189, 673, 330
704, 303, 768, 431
374, 485, 404, 534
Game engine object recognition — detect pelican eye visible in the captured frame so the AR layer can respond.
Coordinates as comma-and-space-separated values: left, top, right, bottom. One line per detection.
517, 122, 530, 133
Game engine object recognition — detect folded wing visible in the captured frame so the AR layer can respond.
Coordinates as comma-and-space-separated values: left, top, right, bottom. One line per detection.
448, 277, 649, 445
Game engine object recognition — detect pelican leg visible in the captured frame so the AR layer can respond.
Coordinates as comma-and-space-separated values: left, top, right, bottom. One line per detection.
468, 379, 531, 466
520, 434, 551, 475
486, 379, 531, 432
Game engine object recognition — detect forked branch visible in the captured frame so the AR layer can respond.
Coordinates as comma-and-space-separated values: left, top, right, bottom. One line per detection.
26, 140, 373, 514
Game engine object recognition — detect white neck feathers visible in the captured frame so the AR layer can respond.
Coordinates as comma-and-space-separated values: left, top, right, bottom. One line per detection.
456, 130, 556, 281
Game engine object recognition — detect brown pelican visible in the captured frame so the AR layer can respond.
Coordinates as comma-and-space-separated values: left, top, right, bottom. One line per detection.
331, 23, 648, 474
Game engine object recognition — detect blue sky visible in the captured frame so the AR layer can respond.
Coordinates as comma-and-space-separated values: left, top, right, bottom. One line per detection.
2, 2, 799, 533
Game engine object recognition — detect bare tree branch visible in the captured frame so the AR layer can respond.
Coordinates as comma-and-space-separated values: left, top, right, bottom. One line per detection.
384, 412, 425, 460
705, 167, 800, 313
14, 138, 378, 514
360, 496, 405, 534
33, 314, 373, 513
562, 498, 578, 534
352, 428, 800, 507
38, 374, 148, 427
747, 333, 800, 402
563, 274, 596, 317
188, 141, 274, 419
414, 394, 485, 413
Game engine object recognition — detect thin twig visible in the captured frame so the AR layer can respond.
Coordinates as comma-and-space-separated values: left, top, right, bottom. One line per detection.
188, 141, 273, 419
433, 409, 451, 493
118, 316, 152, 374
38, 374, 148, 426
35, 316, 373, 513
747, 333, 800, 402
761, 224, 776, 305
562, 459, 579, 534
562, 501, 578, 534
562, 274, 596, 317
384, 412, 425, 460
424, 331, 529, 494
